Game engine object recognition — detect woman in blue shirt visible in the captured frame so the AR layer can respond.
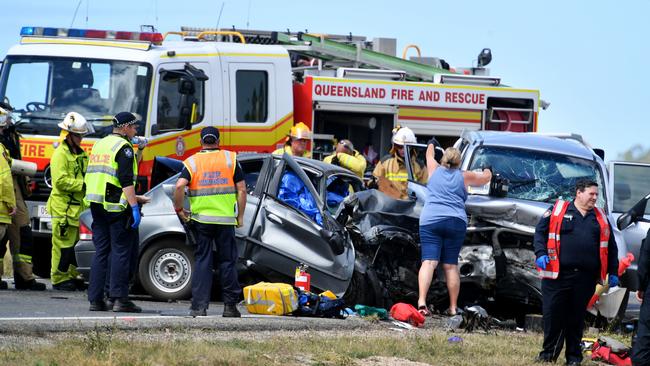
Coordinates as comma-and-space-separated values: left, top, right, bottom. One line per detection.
417, 143, 491, 316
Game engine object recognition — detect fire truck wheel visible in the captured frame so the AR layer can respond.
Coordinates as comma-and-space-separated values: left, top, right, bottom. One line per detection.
138, 239, 194, 300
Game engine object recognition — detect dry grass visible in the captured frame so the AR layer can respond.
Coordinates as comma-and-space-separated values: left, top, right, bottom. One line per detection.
0, 327, 616, 366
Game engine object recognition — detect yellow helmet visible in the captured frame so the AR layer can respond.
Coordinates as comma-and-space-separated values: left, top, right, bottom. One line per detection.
289, 122, 312, 140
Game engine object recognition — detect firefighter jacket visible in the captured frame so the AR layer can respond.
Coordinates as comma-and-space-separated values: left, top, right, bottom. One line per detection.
372, 154, 426, 199
84, 135, 137, 212
323, 150, 367, 178
46, 140, 89, 226
534, 200, 618, 281
183, 149, 238, 225
272, 145, 311, 158
0, 144, 15, 224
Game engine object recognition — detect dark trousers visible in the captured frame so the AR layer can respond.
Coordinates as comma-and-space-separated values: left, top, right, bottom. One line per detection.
539, 270, 597, 363
87, 203, 138, 302
191, 221, 241, 310
633, 286, 650, 365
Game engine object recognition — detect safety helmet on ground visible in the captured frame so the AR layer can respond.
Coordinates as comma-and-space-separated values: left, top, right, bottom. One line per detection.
289, 122, 312, 140
58, 112, 94, 135
0, 107, 9, 128
391, 125, 416, 146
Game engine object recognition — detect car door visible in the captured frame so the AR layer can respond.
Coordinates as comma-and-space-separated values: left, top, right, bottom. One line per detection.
609, 161, 650, 286
247, 154, 354, 295
404, 143, 430, 204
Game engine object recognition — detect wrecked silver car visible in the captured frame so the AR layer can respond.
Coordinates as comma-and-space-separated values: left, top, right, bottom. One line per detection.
75, 153, 363, 300
399, 131, 632, 318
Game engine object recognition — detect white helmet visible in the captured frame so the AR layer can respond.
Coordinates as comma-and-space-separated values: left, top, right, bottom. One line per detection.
391, 126, 416, 145
0, 107, 9, 128
58, 112, 94, 135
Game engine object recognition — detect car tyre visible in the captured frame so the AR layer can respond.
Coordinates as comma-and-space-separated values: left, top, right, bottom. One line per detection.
343, 270, 381, 307
138, 239, 194, 300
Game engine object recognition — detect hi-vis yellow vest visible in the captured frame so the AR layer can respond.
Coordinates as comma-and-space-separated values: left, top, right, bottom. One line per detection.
84, 135, 137, 212
184, 149, 238, 225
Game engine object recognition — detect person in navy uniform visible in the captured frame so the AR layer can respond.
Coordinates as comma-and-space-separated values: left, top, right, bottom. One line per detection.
533, 179, 619, 365
633, 229, 650, 364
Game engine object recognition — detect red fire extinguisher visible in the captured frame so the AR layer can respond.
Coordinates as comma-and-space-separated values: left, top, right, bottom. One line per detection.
294, 263, 311, 292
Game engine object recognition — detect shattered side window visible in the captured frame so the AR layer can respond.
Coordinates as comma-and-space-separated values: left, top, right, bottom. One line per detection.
468, 146, 605, 206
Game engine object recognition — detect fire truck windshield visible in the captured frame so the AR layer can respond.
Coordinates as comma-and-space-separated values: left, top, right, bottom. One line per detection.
0, 56, 152, 137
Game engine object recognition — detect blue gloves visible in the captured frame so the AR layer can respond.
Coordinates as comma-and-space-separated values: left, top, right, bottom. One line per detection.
131, 204, 141, 229
609, 274, 619, 287
536, 255, 550, 270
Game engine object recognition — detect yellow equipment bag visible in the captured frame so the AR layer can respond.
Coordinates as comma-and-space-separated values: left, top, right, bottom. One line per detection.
243, 282, 298, 315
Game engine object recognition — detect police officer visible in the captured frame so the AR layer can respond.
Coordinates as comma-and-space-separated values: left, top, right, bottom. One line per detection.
0, 109, 16, 290
47, 112, 91, 291
272, 122, 312, 158
85, 112, 150, 312
372, 126, 426, 200
0, 102, 45, 291
323, 139, 366, 178
173, 126, 246, 317
534, 179, 619, 365
632, 229, 650, 364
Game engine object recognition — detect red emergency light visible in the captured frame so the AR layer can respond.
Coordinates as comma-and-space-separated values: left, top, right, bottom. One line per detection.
20, 26, 164, 45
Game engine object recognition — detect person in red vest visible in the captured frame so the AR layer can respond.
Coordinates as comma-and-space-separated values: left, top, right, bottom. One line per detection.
533, 179, 619, 365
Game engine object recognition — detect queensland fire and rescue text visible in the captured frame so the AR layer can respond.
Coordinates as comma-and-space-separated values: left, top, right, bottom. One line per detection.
313, 84, 486, 105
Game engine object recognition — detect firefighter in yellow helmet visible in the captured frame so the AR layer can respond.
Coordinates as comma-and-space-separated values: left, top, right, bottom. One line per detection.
372, 126, 426, 199
0, 102, 45, 290
272, 122, 312, 158
47, 112, 92, 291
0, 106, 16, 290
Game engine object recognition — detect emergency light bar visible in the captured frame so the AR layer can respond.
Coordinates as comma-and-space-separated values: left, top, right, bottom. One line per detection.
20, 26, 164, 45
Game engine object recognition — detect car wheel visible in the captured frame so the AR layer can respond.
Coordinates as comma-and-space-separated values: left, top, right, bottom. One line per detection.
343, 270, 377, 307
138, 239, 194, 300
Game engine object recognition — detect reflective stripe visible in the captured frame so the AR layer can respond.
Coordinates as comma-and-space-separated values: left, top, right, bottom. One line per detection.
186, 157, 197, 175
600, 241, 608, 248
16, 254, 32, 264
191, 214, 237, 224
553, 202, 565, 216
224, 151, 233, 170
188, 186, 237, 197
85, 193, 128, 210
386, 172, 408, 181
111, 140, 125, 152
85, 165, 118, 176
538, 270, 558, 279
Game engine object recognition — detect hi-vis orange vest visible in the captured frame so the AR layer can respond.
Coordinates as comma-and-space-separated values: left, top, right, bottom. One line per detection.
183, 149, 238, 225
538, 200, 610, 281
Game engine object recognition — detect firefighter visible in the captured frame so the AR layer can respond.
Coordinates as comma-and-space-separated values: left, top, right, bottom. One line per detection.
372, 126, 426, 200
85, 112, 150, 312
47, 112, 91, 291
173, 126, 246, 317
272, 122, 312, 158
0, 102, 45, 291
0, 110, 16, 290
534, 179, 619, 365
323, 139, 366, 178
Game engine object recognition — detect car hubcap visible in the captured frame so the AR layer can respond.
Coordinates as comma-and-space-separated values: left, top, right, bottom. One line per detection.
149, 249, 191, 293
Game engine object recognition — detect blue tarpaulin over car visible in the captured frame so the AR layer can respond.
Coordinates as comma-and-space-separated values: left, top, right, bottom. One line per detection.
279, 171, 323, 225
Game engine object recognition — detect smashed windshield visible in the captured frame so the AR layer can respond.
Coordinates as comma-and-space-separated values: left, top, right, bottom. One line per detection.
0, 56, 151, 137
469, 146, 605, 206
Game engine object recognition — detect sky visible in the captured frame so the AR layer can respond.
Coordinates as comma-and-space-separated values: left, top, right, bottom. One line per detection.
0, 0, 648, 161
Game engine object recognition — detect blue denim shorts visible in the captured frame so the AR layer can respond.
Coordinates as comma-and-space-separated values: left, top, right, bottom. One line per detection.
419, 217, 467, 264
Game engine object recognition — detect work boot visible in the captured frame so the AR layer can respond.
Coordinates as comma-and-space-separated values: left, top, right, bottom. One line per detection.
113, 299, 142, 313
105, 298, 114, 311
14, 278, 46, 291
222, 304, 241, 318
189, 307, 207, 317
89, 300, 110, 311
73, 278, 87, 291
534, 355, 553, 363
0, 280, 7, 290
53, 280, 78, 291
